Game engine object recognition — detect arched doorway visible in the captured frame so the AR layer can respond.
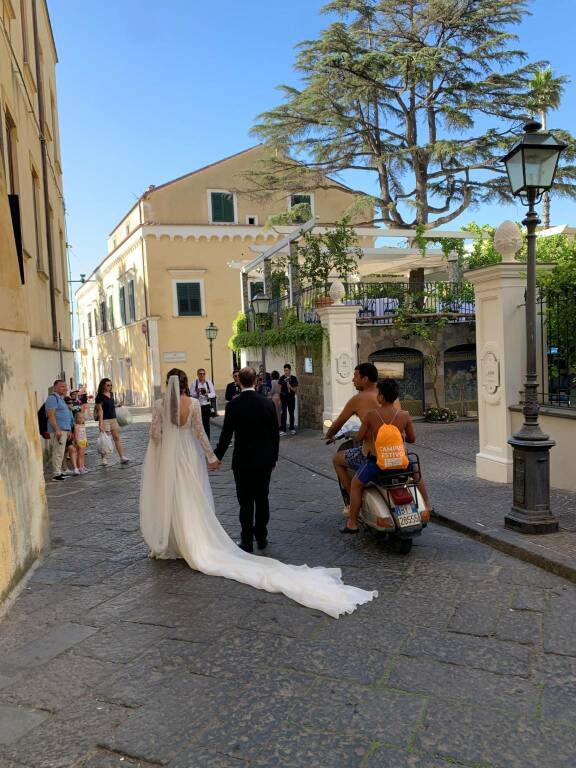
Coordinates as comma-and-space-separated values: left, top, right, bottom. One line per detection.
444, 344, 477, 416
368, 347, 425, 415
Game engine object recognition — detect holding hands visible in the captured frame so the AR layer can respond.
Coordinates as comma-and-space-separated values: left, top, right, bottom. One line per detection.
208, 459, 221, 472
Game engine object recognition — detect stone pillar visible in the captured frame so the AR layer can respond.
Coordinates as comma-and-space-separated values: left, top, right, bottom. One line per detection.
288, 241, 300, 307
467, 220, 525, 483
316, 283, 358, 422
146, 316, 162, 401
447, 250, 462, 282
263, 258, 272, 296
241, 272, 250, 312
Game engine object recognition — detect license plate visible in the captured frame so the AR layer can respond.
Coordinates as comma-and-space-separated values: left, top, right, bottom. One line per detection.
395, 505, 421, 528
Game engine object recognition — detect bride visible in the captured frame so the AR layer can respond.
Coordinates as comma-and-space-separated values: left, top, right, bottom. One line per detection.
139, 370, 377, 618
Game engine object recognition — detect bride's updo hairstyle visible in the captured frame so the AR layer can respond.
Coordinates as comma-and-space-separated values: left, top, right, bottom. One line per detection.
166, 368, 190, 426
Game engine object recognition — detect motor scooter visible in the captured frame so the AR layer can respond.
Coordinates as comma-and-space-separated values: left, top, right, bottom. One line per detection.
325, 418, 428, 555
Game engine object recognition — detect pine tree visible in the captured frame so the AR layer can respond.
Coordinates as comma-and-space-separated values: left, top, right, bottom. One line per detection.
529, 67, 566, 228
251, 0, 576, 230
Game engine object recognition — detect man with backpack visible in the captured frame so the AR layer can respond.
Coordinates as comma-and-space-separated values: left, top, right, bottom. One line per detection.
342, 378, 433, 533
44, 379, 71, 482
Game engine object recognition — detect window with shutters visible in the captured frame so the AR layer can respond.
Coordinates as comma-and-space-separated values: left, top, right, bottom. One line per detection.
209, 190, 236, 224
93, 308, 99, 335
174, 281, 203, 317
289, 193, 314, 222
119, 285, 127, 325
100, 301, 107, 333
107, 294, 114, 330
31, 169, 43, 269
87, 313, 92, 337
5, 111, 18, 195
127, 279, 136, 322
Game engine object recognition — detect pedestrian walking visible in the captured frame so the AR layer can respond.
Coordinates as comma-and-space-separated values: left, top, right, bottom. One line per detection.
45, 379, 71, 481
279, 363, 298, 435
192, 368, 216, 438
94, 378, 130, 465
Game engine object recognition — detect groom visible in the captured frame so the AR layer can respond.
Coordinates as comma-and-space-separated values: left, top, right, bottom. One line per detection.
214, 367, 280, 553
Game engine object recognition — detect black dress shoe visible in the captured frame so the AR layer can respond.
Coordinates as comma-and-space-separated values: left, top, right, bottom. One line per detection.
256, 539, 268, 550
237, 542, 253, 553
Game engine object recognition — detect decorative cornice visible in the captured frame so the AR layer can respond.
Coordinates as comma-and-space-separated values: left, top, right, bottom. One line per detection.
142, 224, 279, 243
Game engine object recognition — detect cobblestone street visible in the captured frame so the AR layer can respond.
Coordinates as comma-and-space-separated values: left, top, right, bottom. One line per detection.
1, 421, 576, 767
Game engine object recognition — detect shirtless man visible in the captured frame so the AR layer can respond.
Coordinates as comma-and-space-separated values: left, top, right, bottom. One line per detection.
343, 378, 433, 533
324, 362, 383, 506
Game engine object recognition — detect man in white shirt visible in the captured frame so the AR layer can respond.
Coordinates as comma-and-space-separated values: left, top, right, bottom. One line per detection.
192, 368, 217, 438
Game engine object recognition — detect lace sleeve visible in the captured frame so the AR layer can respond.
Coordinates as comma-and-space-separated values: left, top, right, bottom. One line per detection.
190, 398, 217, 463
150, 399, 163, 439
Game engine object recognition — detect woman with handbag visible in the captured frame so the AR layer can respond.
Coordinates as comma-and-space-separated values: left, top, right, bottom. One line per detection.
94, 378, 130, 466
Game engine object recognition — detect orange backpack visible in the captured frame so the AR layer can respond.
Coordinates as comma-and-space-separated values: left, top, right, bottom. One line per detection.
374, 410, 409, 471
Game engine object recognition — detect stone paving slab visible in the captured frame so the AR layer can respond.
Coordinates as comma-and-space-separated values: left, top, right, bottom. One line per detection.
1, 421, 576, 766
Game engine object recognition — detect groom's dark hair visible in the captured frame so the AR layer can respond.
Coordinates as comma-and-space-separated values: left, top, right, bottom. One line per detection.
238, 367, 256, 388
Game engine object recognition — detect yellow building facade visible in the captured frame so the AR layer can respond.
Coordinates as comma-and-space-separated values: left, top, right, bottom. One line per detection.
0, 0, 72, 409
76, 146, 362, 405
0, 138, 48, 606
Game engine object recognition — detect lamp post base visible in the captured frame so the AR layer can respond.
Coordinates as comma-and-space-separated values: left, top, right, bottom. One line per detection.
505, 433, 558, 534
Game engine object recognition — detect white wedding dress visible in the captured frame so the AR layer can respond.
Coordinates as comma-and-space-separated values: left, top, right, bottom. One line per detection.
139, 376, 377, 619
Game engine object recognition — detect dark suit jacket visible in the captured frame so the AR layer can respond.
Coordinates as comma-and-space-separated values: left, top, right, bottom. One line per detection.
215, 390, 279, 469
225, 382, 241, 402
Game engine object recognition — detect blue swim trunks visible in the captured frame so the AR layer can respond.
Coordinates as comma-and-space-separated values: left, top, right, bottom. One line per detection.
356, 455, 413, 484
344, 446, 366, 471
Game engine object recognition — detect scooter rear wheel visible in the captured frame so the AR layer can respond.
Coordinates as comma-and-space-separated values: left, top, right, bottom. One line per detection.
392, 537, 413, 556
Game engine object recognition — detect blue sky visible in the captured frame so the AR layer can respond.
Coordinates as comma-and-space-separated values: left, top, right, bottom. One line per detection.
48, 0, 576, 281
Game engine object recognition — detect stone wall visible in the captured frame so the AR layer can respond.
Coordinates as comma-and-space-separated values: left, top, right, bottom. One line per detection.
295, 345, 324, 429
357, 322, 477, 413
0, 161, 49, 607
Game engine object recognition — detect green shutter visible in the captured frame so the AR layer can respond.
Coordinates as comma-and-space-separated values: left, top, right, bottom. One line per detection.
177, 282, 202, 316
119, 286, 127, 325
211, 192, 234, 223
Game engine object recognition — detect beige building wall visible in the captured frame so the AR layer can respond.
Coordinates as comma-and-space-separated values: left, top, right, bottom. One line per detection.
77, 146, 364, 405
510, 410, 576, 493
0, 0, 72, 408
0, 149, 48, 606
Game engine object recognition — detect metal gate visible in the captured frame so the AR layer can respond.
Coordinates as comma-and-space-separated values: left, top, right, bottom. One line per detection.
444, 344, 477, 416
368, 347, 425, 415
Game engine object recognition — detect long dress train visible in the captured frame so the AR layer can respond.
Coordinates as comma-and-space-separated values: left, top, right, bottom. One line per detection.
139, 384, 377, 619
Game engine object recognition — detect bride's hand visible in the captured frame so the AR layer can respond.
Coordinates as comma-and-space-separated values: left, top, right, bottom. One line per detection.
208, 460, 221, 471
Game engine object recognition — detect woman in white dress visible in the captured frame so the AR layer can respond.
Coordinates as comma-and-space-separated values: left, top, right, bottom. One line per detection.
139, 370, 377, 619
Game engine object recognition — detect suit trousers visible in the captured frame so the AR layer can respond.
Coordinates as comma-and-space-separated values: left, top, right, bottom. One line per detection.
233, 464, 273, 546
280, 394, 296, 431
200, 404, 212, 439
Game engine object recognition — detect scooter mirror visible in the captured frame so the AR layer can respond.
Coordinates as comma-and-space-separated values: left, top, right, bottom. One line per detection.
323, 419, 333, 428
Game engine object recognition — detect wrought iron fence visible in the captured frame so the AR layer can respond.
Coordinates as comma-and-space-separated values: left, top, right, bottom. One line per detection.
245, 281, 475, 330
538, 287, 576, 409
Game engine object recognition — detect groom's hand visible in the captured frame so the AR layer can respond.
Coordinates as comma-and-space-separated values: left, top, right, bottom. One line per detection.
208, 460, 221, 471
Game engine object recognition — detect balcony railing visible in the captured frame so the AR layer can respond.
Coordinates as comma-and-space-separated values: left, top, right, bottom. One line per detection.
245, 281, 475, 331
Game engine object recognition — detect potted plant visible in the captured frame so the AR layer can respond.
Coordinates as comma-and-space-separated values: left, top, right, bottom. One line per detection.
297, 217, 362, 306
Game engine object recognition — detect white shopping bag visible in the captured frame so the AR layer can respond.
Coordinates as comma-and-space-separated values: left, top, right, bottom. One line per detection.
97, 431, 114, 457
115, 406, 133, 427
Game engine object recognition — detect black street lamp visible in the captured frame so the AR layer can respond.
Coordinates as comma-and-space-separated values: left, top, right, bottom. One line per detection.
502, 120, 566, 534
251, 292, 271, 393
204, 321, 218, 384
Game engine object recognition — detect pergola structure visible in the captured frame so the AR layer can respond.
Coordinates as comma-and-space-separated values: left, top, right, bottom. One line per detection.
229, 218, 480, 309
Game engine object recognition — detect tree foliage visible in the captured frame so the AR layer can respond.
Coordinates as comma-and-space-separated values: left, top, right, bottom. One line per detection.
297, 217, 362, 292
252, 0, 576, 229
